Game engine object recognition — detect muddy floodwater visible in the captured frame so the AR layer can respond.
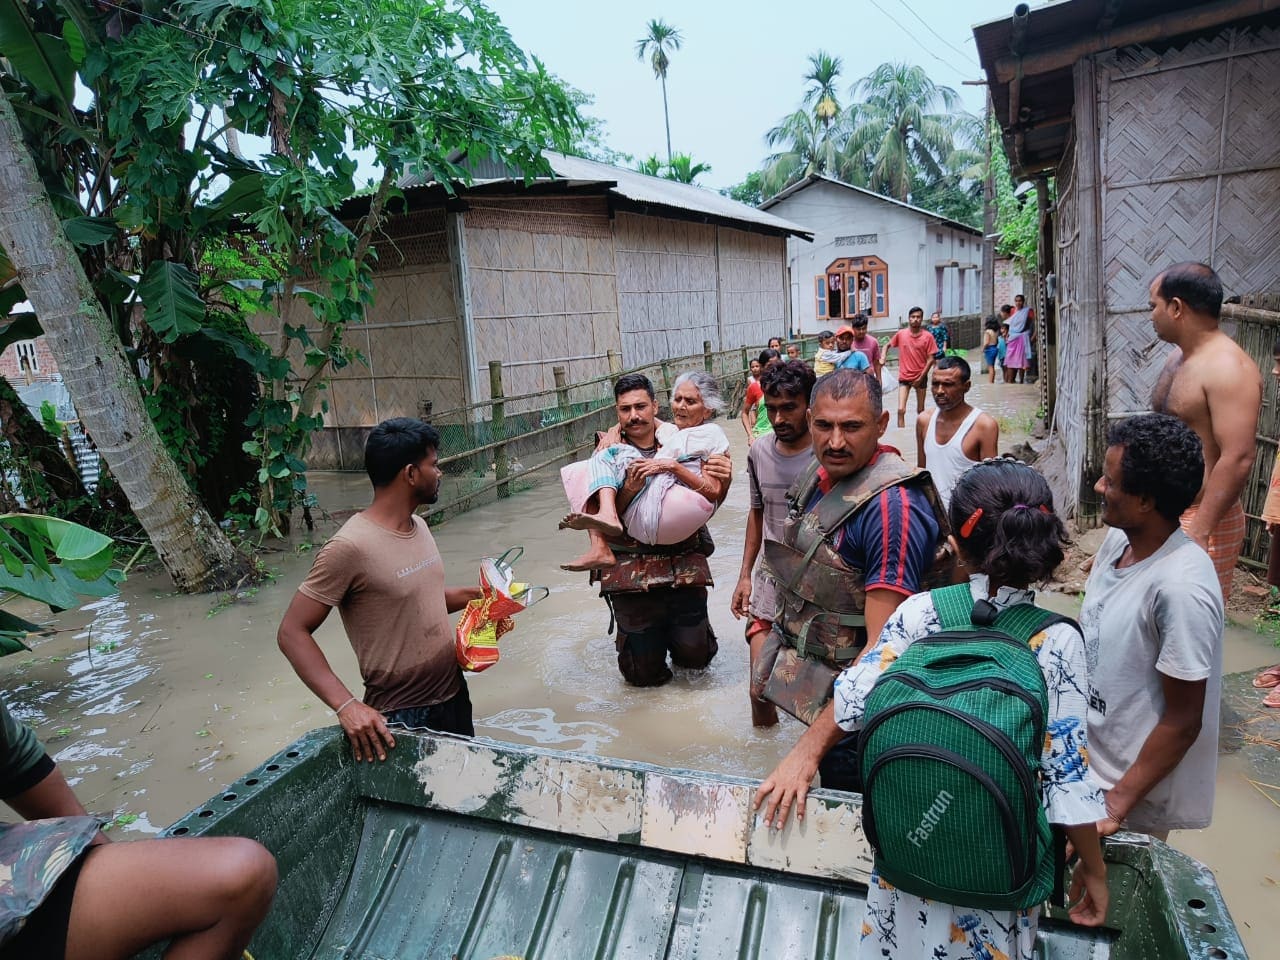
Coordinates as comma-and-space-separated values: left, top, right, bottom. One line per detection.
3, 377, 1277, 955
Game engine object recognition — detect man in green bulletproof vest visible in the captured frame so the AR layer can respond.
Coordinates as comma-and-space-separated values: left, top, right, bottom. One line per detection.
753, 368, 950, 791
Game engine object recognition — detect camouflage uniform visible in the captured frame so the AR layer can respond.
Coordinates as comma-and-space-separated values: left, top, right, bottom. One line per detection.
0, 700, 100, 944
755, 452, 950, 789
592, 528, 717, 686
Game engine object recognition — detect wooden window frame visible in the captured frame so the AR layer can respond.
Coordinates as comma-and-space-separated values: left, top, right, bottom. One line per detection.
814, 276, 827, 319
825, 256, 889, 320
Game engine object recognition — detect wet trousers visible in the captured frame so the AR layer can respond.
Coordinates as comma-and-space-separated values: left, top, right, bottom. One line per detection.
383, 679, 475, 737
608, 586, 718, 687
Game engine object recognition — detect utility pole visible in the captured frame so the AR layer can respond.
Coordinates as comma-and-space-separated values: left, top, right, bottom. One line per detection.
981, 92, 996, 322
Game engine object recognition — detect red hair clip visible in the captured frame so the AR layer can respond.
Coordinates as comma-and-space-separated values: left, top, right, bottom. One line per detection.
960, 508, 983, 538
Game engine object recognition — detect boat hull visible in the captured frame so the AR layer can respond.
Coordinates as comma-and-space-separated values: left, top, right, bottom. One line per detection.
145, 727, 1246, 959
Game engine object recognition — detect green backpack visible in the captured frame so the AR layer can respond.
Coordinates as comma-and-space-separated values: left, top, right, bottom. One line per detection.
856, 582, 1072, 911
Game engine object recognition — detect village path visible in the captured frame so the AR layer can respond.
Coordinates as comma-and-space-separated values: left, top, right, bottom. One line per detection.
0, 369, 1275, 955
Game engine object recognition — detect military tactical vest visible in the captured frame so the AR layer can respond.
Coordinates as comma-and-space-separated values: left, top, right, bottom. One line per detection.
757, 451, 951, 724
592, 529, 714, 595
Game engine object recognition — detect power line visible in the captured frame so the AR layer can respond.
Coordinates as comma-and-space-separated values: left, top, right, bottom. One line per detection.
892, 0, 982, 69
864, 0, 975, 78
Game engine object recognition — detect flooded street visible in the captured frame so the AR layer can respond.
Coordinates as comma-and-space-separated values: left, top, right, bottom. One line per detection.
3, 372, 1277, 954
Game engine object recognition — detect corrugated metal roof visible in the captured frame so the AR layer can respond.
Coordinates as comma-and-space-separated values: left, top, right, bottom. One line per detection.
399, 151, 814, 239
973, 0, 1280, 177
759, 173, 982, 235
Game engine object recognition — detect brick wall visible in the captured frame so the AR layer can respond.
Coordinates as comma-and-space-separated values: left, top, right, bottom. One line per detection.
0, 337, 60, 382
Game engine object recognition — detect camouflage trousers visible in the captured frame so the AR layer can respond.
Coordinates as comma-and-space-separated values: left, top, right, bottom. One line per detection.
606, 586, 718, 687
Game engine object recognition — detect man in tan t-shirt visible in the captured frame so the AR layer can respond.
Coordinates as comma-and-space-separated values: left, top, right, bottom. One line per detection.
278, 418, 481, 761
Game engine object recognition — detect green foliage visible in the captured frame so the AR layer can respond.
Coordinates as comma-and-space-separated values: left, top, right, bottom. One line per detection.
2, 0, 583, 537
0, 513, 121, 654
635, 152, 711, 184
753, 57, 979, 219
38, 400, 62, 437
139, 261, 206, 342
722, 171, 766, 207
663, 153, 710, 184
990, 119, 1041, 270
635, 19, 682, 80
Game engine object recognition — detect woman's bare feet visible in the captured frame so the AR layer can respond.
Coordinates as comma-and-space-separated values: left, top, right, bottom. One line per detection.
561, 540, 617, 571
559, 512, 623, 537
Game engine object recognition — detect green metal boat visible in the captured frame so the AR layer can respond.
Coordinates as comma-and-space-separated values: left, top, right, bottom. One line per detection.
156, 727, 1246, 959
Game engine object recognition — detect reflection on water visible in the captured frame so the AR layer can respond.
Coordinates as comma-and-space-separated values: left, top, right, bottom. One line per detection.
0, 372, 1275, 954
479, 707, 618, 755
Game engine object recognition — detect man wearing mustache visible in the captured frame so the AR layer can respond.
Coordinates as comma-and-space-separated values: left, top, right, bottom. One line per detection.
588, 374, 732, 686
752, 369, 948, 791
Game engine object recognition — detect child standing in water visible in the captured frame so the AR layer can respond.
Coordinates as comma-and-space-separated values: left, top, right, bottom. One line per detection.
561, 371, 729, 570
982, 317, 1001, 384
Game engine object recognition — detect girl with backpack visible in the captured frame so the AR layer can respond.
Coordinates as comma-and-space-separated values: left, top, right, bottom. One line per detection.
755, 458, 1108, 960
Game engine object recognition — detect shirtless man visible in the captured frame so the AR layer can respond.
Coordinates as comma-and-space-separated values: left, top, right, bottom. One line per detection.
1149, 262, 1262, 602
915, 355, 999, 509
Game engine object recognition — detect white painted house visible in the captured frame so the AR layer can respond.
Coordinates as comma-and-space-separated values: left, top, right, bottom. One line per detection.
760, 174, 983, 335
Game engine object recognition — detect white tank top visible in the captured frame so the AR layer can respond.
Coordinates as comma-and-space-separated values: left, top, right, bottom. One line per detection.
924, 406, 983, 509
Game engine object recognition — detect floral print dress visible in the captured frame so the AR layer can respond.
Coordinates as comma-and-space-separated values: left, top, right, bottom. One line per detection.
832, 576, 1104, 960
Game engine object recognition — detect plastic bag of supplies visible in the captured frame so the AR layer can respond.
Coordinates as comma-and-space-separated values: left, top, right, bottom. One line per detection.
455, 547, 547, 672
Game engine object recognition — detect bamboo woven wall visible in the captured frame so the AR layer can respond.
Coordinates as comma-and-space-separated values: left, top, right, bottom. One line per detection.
323, 209, 463, 467
465, 197, 618, 416
1047, 23, 1280, 520
1098, 26, 1280, 417
614, 211, 720, 367
716, 225, 788, 349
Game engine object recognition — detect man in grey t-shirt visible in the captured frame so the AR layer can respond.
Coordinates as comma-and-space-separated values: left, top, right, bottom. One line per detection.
1082, 414, 1224, 837
732, 360, 816, 727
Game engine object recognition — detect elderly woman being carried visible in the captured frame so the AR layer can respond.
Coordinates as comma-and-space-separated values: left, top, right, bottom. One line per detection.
560, 370, 729, 570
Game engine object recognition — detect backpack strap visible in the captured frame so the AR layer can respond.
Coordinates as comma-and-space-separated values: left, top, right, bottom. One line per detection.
930, 583, 1078, 643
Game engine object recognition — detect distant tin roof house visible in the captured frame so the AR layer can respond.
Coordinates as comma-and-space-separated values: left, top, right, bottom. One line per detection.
760, 173, 983, 334
258, 152, 814, 469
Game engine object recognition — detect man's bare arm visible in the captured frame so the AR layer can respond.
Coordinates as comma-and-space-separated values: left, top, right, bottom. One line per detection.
859, 588, 908, 660
740, 395, 756, 442
733, 507, 765, 619
277, 592, 395, 762
915, 412, 929, 468
445, 586, 482, 613
973, 413, 1000, 461
5, 764, 111, 845
1188, 359, 1261, 543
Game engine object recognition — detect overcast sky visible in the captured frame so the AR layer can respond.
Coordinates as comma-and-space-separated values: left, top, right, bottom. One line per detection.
485, 0, 1039, 191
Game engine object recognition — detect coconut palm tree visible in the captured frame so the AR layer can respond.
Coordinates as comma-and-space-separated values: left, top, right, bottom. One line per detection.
759, 106, 862, 198
846, 62, 960, 202
635, 19, 683, 165
802, 51, 843, 131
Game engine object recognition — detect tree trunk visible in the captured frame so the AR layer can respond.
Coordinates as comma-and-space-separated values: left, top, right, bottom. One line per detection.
661, 74, 673, 167
0, 90, 251, 592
